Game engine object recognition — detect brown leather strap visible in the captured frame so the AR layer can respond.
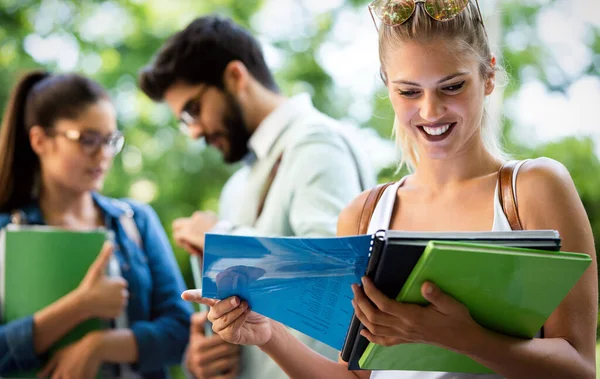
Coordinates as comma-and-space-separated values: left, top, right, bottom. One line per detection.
497, 160, 523, 231
255, 153, 284, 222
358, 182, 395, 235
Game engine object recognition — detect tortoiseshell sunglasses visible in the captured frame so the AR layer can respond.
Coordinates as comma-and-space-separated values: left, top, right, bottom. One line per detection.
368, 0, 487, 37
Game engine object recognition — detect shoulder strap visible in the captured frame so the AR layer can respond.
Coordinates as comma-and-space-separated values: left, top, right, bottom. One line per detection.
357, 182, 394, 235
336, 133, 367, 191
497, 160, 523, 231
255, 152, 284, 223
255, 124, 368, 223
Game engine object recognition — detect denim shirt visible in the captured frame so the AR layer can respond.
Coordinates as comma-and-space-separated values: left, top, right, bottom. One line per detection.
0, 193, 193, 378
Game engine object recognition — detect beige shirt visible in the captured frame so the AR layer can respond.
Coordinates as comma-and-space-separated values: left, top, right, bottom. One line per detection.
215, 93, 376, 379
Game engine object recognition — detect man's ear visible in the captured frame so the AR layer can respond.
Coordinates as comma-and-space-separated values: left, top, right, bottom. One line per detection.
485, 54, 496, 96
223, 61, 250, 95
29, 126, 48, 156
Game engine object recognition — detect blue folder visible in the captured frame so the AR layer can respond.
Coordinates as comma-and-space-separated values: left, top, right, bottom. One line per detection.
201, 233, 372, 350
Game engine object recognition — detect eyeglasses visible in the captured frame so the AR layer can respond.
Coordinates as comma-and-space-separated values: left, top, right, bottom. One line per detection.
178, 87, 209, 135
46, 129, 125, 156
368, 0, 486, 36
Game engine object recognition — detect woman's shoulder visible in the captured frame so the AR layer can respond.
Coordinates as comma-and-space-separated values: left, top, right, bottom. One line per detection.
338, 189, 373, 235
337, 182, 397, 236
516, 157, 581, 223
519, 157, 570, 179
517, 157, 573, 199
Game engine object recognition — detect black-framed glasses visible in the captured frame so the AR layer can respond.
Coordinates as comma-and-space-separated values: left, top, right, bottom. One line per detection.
368, 0, 487, 37
178, 86, 209, 135
46, 128, 125, 156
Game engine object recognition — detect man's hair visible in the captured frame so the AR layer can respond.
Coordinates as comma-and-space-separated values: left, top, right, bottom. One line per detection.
139, 15, 279, 101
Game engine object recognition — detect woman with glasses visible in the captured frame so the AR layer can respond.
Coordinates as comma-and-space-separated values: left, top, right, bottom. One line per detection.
0, 71, 193, 378
183, 0, 597, 378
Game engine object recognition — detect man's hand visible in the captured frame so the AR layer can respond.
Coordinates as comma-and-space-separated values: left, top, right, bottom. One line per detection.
185, 312, 241, 379
173, 211, 219, 255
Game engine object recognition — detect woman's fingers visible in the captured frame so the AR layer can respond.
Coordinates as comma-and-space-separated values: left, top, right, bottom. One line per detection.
352, 282, 422, 339
181, 292, 251, 341
220, 308, 252, 343
212, 301, 249, 333
353, 299, 398, 337
360, 328, 407, 347
209, 297, 244, 321
181, 290, 218, 307
361, 276, 402, 315
351, 284, 393, 326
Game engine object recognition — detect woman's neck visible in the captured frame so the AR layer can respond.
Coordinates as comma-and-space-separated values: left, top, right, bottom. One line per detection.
411, 142, 502, 192
38, 184, 101, 229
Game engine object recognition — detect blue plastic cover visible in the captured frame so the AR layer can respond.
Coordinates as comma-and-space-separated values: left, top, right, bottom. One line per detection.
202, 233, 372, 350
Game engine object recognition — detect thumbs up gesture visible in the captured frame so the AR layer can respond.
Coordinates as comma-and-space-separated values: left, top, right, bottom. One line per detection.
73, 242, 129, 320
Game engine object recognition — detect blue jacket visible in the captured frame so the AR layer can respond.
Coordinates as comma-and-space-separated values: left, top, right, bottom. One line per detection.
0, 193, 193, 378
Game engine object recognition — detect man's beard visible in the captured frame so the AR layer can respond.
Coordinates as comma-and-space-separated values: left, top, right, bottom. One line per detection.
220, 92, 251, 164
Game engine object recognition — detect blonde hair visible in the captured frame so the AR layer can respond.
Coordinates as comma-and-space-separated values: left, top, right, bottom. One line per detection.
378, 1, 508, 171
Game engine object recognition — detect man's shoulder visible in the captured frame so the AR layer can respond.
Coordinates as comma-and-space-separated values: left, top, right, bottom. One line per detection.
291, 109, 343, 134
285, 113, 355, 150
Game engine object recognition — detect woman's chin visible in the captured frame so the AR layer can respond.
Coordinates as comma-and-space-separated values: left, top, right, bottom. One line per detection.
79, 178, 105, 193
420, 148, 455, 161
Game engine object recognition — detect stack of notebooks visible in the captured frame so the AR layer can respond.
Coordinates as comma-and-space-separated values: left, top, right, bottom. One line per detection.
200, 229, 591, 373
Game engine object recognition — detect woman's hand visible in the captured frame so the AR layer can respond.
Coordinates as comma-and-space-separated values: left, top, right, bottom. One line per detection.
352, 277, 483, 352
182, 290, 273, 346
37, 331, 104, 379
74, 242, 129, 320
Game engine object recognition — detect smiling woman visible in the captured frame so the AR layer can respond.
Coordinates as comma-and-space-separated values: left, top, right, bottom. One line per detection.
182, 1, 598, 379
386, 37, 494, 164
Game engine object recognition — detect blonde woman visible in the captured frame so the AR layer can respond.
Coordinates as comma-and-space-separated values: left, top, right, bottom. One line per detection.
182, 1, 597, 378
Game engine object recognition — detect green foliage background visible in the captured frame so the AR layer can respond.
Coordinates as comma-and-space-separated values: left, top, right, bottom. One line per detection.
1, 0, 598, 376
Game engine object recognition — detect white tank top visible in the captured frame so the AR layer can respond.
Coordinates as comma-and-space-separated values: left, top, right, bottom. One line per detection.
368, 161, 527, 379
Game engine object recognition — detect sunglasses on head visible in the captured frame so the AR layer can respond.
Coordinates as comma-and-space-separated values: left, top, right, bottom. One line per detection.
368, 0, 486, 36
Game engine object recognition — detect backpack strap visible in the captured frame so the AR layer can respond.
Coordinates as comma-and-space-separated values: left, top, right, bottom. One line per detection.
497, 160, 523, 231
255, 152, 284, 223
357, 182, 395, 235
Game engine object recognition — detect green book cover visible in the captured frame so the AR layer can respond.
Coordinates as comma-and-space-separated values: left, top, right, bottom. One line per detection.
0, 225, 110, 377
359, 240, 592, 372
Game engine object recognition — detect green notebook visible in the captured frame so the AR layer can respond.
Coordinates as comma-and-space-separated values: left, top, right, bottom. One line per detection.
358, 240, 592, 373
0, 225, 110, 377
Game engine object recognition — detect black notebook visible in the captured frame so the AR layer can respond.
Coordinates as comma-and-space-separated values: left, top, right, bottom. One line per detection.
340, 229, 561, 369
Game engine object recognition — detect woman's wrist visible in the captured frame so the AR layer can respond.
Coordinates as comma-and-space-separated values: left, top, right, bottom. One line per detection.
453, 322, 496, 357
259, 319, 286, 353
68, 288, 92, 321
